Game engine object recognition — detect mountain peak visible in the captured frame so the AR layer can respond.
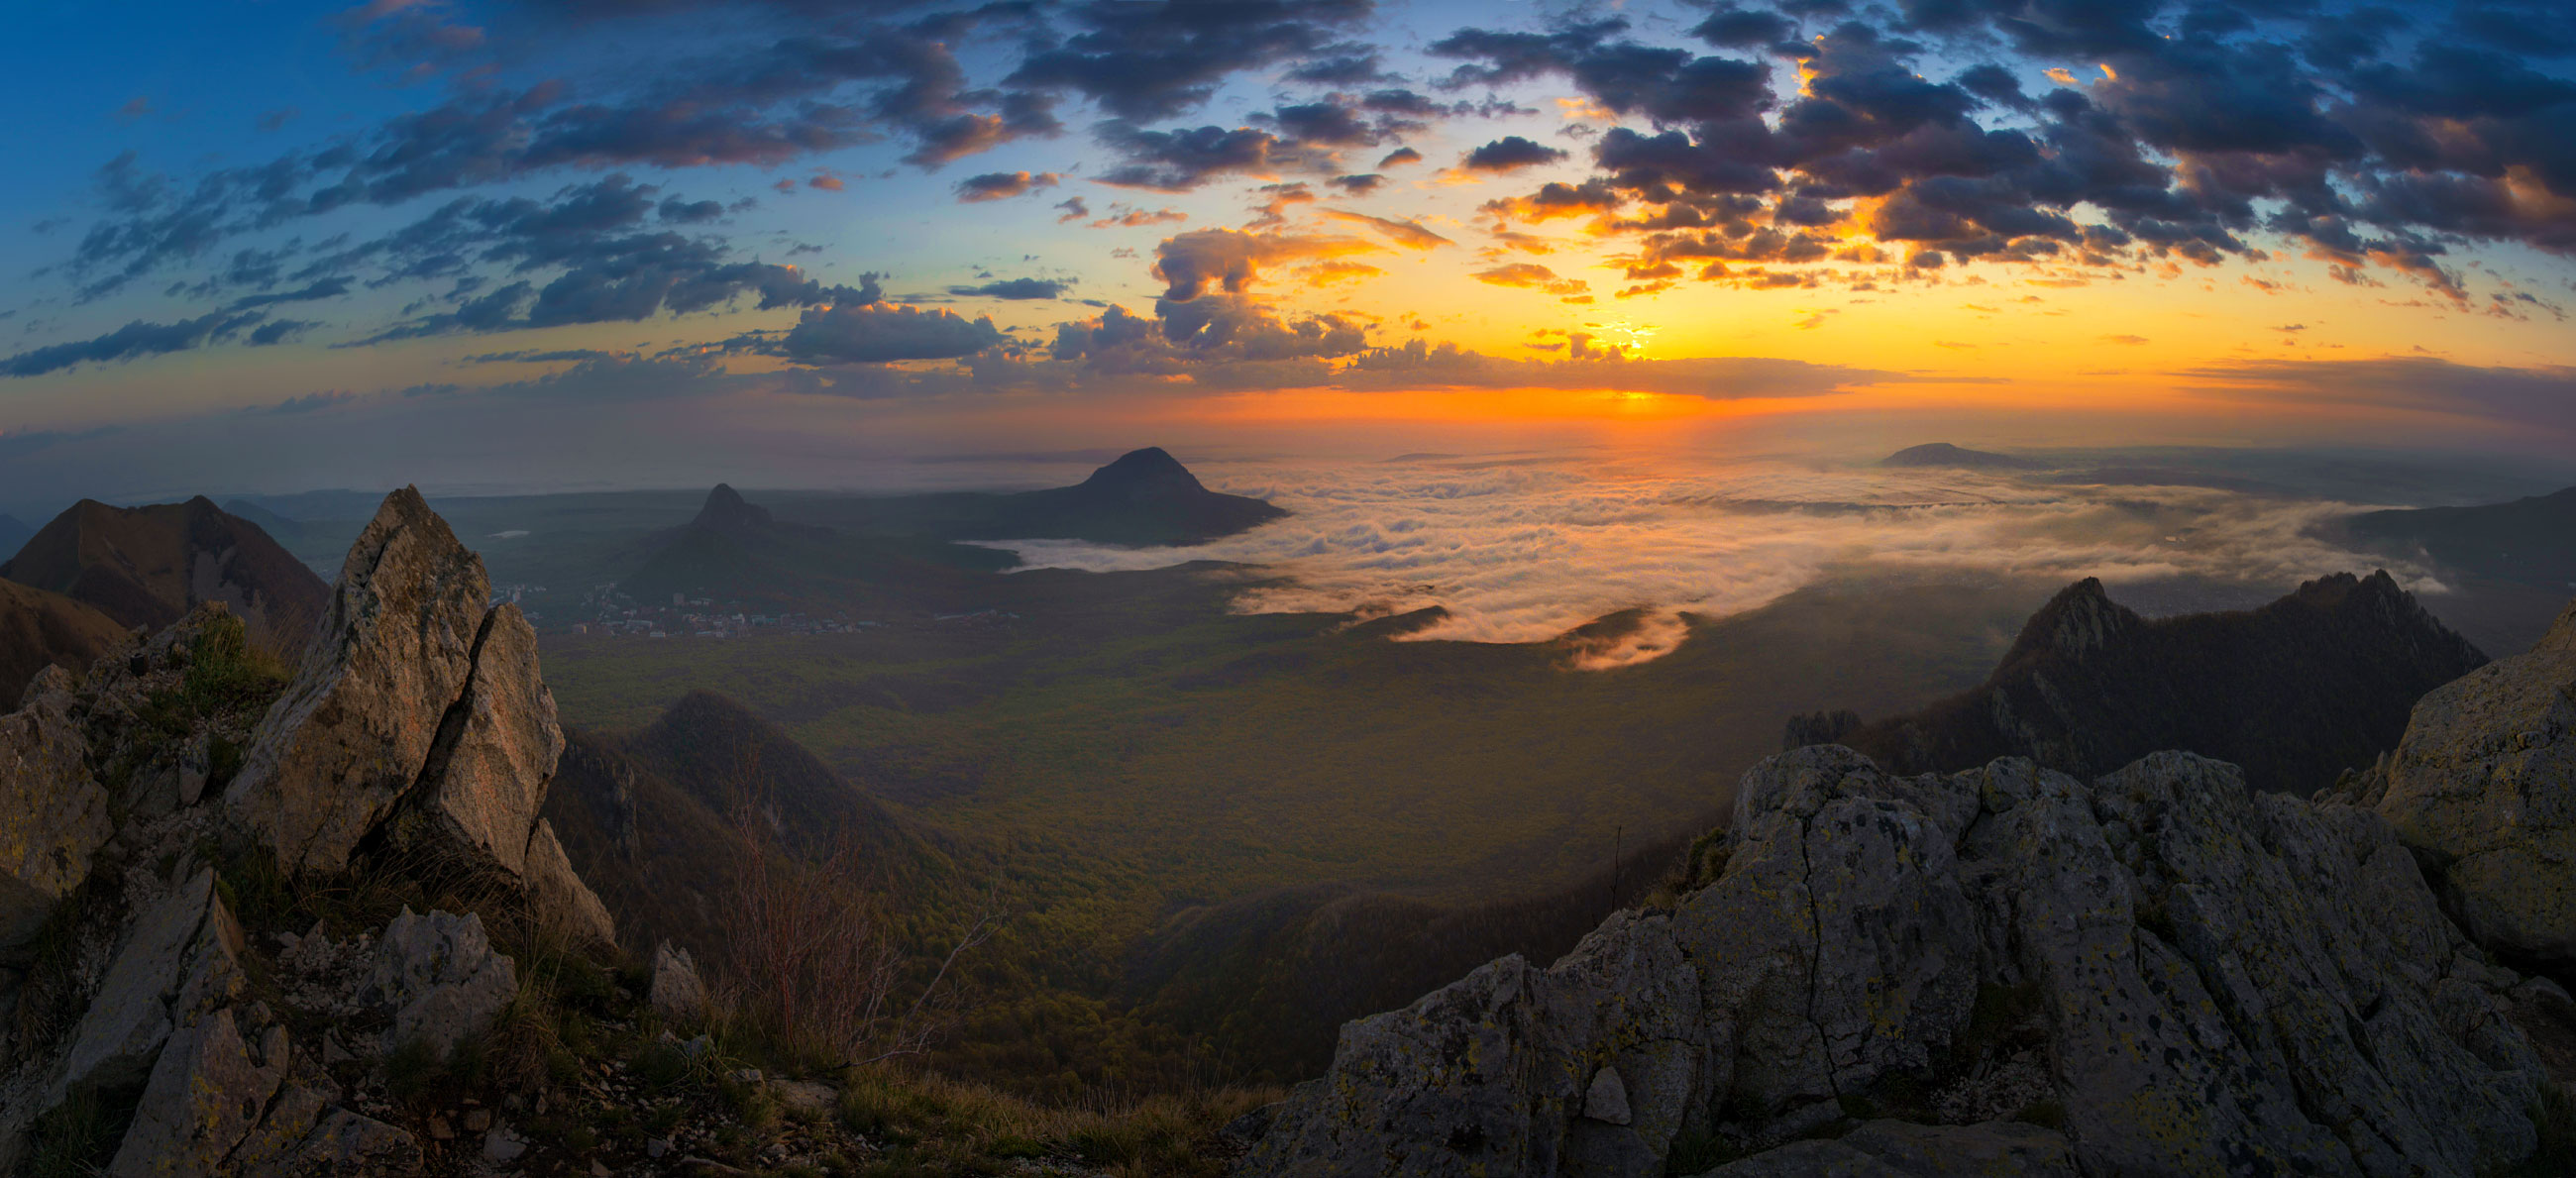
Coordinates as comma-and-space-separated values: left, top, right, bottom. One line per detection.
2005, 577, 2138, 663
693, 482, 775, 532
1076, 447, 1206, 501
1881, 442, 2041, 471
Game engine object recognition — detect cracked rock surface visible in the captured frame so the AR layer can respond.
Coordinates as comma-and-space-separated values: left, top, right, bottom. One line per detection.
1241, 746, 2566, 1177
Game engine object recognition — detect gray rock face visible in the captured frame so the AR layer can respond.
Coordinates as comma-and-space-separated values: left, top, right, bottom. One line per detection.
0, 666, 109, 950
2371, 599, 2576, 964
524, 818, 617, 947
222, 487, 612, 935
1243, 748, 2556, 1177
228, 488, 489, 876
56, 869, 245, 1098
363, 908, 517, 1058
235, 1108, 422, 1178
400, 602, 561, 878
106, 1007, 286, 1178
650, 940, 707, 1022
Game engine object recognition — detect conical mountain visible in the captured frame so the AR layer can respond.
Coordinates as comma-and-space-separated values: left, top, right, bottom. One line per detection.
980, 447, 1285, 544
0, 495, 329, 658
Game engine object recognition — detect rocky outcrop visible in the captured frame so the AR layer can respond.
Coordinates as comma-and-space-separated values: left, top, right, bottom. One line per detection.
224, 487, 609, 938
226, 487, 493, 876
363, 909, 518, 1058
0, 666, 109, 949
1243, 747, 2564, 1176
55, 869, 247, 1099
650, 941, 707, 1022
2360, 599, 2576, 965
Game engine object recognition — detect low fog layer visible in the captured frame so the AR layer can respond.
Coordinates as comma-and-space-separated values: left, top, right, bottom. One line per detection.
982, 450, 2480, 666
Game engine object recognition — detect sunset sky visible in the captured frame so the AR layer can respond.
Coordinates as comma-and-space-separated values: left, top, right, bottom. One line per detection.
5, 0, 2574, 503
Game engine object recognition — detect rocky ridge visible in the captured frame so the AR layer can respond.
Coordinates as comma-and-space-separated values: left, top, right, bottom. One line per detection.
2335, 598, 2576, 969
0, 490, 632, 1174
1244, 722, 2576, 1173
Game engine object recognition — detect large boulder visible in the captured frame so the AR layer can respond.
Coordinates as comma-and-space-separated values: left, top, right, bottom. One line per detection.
226, 488, 489, 876
2370, 599, 2576, 964
105, 1006, 287, 1178
54, 869, 246, 1099
362, 908, 517, 1058
0, 666, 110, 950
1243, 748, 2556, 1177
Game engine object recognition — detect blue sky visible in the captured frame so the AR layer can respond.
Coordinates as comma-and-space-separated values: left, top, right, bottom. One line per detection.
3, 0, 2574, 510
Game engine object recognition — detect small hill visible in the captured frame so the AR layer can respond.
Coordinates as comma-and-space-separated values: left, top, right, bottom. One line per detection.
544, 691, 929, 960
0, 513, 31, 561
619, 483, 1011, 609
0, 578, 128, 709
0, 495, 329, 658
1785, 571, 2487, 794
986, 448, 1286, 544
1880, 441, 2043, 470
784, 448, 1287, 547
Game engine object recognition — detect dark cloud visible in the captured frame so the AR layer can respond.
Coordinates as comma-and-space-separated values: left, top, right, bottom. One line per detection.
247, 319, 317, 346
1377, 147, 1424, 168
1095, 122, 1311, 191
1461, 136, 1570, 172
1, 310, 267, 377
1006, 0, 1374, 121
1151, 229, 1377, 299
225, 276, 353, 311
776, 302, 1007, 364
955, 171, 1063, 202
947, 277, 1070, 299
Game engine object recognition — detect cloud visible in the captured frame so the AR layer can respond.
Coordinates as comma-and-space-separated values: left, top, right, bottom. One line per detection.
1151, 228, 1378, 300
983, 454, 2435, 666
1377, 147, 1424, 168
776, 302, 1008, 364
1460, 136, 1570, 172
955, 170, 1063, 202
1340, 337, 1891, 398
1470, 263, 1588, 296
947, 277, 1071, 300
2179, 357, 2576, 434
1, 310, 267, 377
1004, 0, 1374, 122
1319, 209, 1453, 249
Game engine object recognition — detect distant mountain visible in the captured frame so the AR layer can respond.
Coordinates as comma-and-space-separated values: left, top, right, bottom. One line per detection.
1785, 571, 2487, 794
542, 691, 931, 958
221, 498, 307, 544
620, 482, 1009, 608
1880, 442, 2044, 470
0, 496, 330, 658
990, 447, 1285, 544
0, 578, 128, 709
2328, 485, 2576, 654
2341, 486, 2576, 587
783, 447, 1287, 547
0, 513, 31, 562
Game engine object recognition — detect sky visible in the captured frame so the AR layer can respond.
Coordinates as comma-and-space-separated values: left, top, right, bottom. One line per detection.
4, 0, 2575, 507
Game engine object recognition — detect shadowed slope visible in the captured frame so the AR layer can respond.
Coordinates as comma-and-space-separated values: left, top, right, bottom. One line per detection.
0, 577, 129, 709
0, 495, 328, 658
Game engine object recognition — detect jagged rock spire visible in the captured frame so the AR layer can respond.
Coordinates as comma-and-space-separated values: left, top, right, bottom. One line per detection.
224, 486, 612, 945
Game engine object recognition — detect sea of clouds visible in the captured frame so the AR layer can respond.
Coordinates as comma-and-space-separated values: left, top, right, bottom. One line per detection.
977, 450, 2451, 667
